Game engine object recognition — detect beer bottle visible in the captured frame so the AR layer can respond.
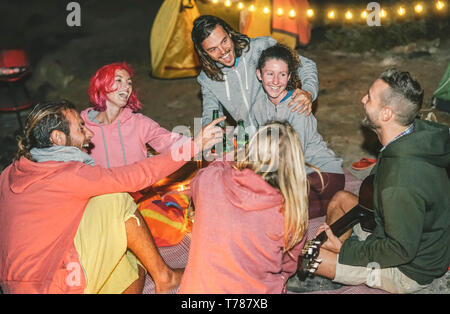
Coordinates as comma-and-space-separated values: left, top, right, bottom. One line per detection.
222, 132, 229, 153
235, 119, 249, 149
211, 110, 219, 154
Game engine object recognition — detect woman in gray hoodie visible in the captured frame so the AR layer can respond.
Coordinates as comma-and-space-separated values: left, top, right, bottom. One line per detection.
254, 44, 345, 219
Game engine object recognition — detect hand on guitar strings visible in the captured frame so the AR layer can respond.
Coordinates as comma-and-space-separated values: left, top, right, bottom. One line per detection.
316, 223, 343, 254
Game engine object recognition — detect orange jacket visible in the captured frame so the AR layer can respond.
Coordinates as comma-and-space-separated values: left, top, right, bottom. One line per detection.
0, 143, 196, 293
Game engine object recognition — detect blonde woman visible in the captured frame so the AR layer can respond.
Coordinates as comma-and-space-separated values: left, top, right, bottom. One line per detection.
179, 122, 317, 294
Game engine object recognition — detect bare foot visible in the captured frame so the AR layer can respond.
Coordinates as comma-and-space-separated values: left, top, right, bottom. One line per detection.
155, 268, 184, 294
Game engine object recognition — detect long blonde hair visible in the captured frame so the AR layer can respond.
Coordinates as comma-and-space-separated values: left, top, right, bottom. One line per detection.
235, 122, 320, 252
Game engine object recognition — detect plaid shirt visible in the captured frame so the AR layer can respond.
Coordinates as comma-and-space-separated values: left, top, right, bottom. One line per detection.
380, 123, 415, 152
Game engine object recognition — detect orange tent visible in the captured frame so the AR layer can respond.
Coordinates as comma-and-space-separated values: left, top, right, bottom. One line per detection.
241, 0, 311, 48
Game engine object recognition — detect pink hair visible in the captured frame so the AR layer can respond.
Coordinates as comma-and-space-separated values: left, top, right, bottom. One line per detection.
88, 62, 143, 112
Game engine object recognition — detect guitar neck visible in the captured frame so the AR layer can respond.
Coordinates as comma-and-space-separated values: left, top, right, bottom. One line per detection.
315, 205, 364, 243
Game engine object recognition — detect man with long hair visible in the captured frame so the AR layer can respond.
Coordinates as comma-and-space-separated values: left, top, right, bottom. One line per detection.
0, 100, 224, 294
310, 69, 449, 293
191, 15, 318, 133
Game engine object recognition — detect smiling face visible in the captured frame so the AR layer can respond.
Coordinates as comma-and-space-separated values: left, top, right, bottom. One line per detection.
64, 109, 94, 153
201, 25, 236, 67
105, 69, 133, 109
257, 58, 291, 105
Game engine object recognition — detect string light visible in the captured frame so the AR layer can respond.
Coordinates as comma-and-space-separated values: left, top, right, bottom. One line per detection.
210, 1, 447, 24
288, 9, 296, 18
276, 8, 284, 16
345, 10, 353, 20
327, 10, 336, 19
414, 4, 424, 13
436, 1, 445, 10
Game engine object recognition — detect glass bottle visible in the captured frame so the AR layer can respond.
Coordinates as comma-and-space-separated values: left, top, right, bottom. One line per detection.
235, 119, 249, 149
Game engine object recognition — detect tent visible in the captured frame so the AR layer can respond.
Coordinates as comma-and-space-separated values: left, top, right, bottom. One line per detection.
241, 0, 311, 49
150, 0, 201, 79
432, 62, 450, 113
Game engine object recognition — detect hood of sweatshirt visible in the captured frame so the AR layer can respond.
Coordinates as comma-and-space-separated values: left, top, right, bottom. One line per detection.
80, 107, 135, 128
7, 157, 75, 194
381, 119, 450, 169
219, 162, 283, 212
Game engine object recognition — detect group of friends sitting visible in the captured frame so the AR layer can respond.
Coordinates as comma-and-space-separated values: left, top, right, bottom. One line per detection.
0, 15, 448, 294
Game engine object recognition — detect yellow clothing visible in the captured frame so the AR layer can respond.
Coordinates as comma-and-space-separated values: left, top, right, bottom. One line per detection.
74, 193, 142, 294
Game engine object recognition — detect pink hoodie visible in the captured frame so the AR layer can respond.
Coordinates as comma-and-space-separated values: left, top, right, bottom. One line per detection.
178, 161, 305, 294
80, 107, 187, 168
0, 144, 196, 293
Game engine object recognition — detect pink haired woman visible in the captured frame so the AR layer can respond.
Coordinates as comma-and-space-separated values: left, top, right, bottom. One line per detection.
81, 62, 188, 168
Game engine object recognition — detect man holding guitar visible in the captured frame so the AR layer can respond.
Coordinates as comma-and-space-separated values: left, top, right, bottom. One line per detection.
306, 69, 449, 293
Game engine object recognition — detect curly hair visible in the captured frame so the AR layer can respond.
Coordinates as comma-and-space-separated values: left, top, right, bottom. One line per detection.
191, 15, 250, 81
257, 43, 301, 91
14, 100, 75, 162
88, 62, 142, 112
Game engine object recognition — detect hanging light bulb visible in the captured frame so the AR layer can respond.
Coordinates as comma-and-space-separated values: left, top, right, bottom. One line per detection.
414, 4, 424, 14
237, 2, 244, 10
249, 4, 255, 12
263, 6, 270, 14
224, 0, 231, 7
380, 8, 387, 18
212, 0, 218, 4
288, 9, 296, 18
327, 10, 336, 19
345, 10, 353, 20
361, 10, 368, 19
436, 1, 445, 10
306, 9, 314, 18
397, 6, 406, 16
276, 8, 284, 16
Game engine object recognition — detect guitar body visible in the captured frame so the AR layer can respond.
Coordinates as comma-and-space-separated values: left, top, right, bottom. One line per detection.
297, 175, 376, 280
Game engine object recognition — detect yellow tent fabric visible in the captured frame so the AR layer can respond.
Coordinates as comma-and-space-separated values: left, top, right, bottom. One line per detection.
150, 0, 201, 79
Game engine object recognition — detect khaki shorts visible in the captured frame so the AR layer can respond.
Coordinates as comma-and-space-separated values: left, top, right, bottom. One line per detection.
333, 224, 428, 294
74, 193, 143, 294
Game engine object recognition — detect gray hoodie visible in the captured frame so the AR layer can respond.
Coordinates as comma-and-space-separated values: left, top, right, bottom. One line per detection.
253, 89, 343, 175
198, 37, 319, 130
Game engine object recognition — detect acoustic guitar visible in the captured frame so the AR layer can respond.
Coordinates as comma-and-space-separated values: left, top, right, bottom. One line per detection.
297, 174, 376, 280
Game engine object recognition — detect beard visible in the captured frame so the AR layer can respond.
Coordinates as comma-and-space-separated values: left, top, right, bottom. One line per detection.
361, 113, 379, 131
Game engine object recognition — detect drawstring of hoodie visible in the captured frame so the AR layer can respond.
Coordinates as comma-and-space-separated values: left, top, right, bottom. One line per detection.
224, 74, 230, 101
99, 121, 127, 168
117, 120, 127, 166
242, 56, 248, 90
99, 126, 111, 168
